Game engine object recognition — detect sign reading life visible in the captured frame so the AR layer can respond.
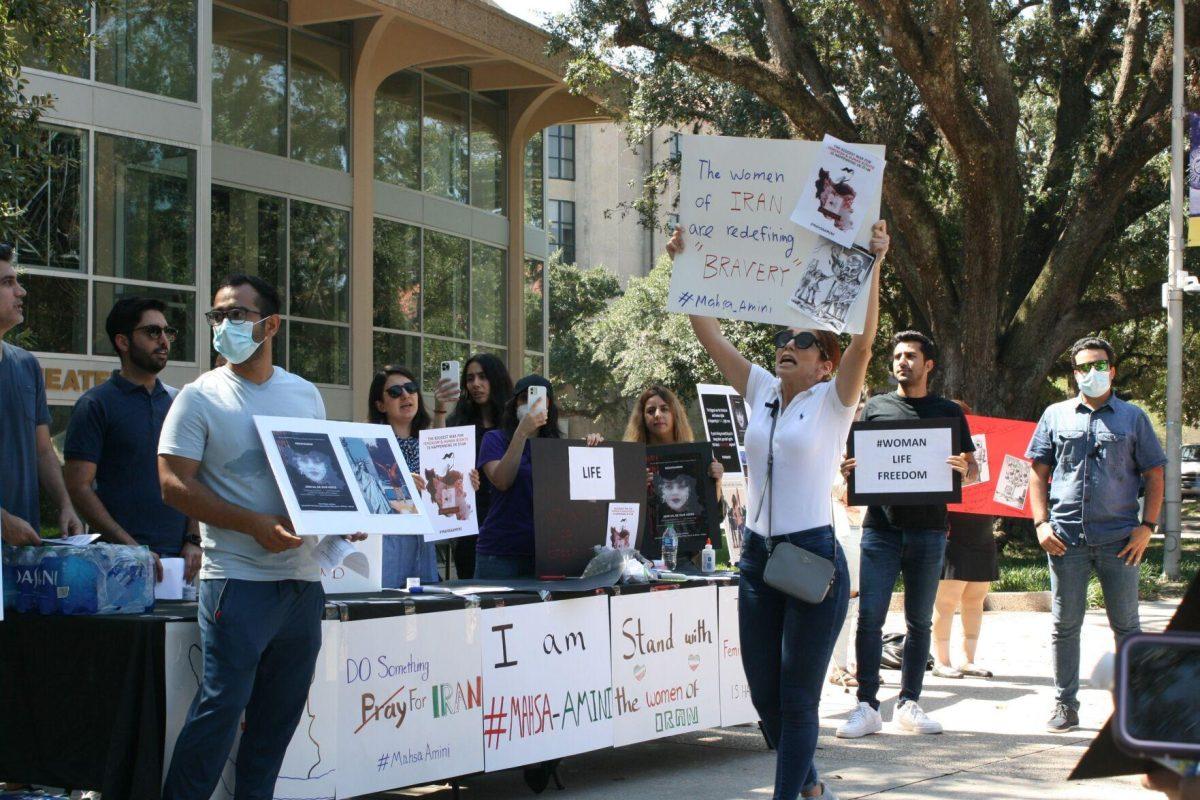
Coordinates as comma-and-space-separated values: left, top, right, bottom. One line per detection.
668, 133, 885, 332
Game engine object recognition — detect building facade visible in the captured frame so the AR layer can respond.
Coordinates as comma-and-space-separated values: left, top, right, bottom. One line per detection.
11, 0, 609, 443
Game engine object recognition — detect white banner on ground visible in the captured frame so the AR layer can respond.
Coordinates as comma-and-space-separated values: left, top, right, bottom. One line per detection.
610, 586, 721, 746
336, 610, 483, 797
716, 585, 757, 727
481, 595, 614, 771
668, 133, 884, 332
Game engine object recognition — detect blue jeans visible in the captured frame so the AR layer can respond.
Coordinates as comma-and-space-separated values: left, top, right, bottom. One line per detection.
474, 552, 535, 579
1049, 537, 1141, 710
163, 579, 325, 800
855, 527, 946, 709
739, 527, 849, 800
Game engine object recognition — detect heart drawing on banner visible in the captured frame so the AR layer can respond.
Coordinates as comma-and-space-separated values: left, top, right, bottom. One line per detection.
634, 664, 647, 682
688, 654, 700, 672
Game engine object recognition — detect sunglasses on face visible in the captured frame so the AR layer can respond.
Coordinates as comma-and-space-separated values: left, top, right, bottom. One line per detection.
385, 381, 420, 398
203, 306, 262, 327
133, 324, 178, 342
773, 329, 827, 358
1073, 359, 1110, 374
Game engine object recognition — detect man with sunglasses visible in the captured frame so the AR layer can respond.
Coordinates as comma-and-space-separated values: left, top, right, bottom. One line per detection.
64, 297, 198, 582
1027, 336, 1165, 733
837, 330, 977, 739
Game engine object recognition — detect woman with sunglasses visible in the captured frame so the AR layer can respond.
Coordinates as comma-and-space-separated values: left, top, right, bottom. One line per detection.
667, 221, 888, 800
368, 365, 478, 587
446, 354, 513, 579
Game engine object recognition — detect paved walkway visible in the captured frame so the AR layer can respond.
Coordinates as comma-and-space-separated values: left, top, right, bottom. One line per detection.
384, 598, 1183, 800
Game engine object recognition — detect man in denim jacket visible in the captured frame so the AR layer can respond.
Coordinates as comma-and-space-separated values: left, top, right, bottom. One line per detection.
1027, 336, 1165, 734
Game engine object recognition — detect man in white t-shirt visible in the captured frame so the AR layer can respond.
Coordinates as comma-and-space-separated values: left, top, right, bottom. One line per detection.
157, 274, 359, 800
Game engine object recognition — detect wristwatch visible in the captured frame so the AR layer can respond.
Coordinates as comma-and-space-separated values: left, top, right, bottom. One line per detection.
1141, 520, 1158, 533
184, 533, 202, 547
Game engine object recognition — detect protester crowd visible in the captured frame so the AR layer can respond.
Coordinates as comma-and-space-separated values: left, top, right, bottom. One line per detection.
0, 219, 1175, 800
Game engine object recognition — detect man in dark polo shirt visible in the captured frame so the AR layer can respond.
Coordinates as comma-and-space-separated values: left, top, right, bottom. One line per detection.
64, 297, 199, 580
837, 331, 978, 740
0, 243, 83, 545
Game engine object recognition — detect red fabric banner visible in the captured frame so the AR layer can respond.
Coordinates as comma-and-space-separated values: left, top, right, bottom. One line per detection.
947, 414, 1039, 519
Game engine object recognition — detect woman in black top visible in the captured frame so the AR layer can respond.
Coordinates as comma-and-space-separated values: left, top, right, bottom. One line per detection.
446, 353, 512, 579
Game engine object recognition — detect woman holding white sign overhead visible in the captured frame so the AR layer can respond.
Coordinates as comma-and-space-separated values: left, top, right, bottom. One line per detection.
667, 220, 888, 800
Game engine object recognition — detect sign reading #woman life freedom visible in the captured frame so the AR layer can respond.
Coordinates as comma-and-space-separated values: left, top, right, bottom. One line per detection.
847, 419, 962, 507
668, 133, 885, 333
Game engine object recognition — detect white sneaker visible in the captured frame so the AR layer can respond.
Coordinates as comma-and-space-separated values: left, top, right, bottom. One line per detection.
895, 700, 943, 734
835, 701, 883, 738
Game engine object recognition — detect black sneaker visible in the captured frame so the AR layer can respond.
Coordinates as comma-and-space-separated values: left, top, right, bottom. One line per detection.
1046, 703, 1079, 732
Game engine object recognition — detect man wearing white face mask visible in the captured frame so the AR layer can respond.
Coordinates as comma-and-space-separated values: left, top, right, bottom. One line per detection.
1027, 336, 1166, 734
157, 274, 362, 799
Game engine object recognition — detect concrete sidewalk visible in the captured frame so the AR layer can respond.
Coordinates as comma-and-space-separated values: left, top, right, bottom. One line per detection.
384, 598, 1183, 800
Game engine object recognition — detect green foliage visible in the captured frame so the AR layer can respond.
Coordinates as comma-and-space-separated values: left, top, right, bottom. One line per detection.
0, 2, 98, 244
546, 251, 624, 419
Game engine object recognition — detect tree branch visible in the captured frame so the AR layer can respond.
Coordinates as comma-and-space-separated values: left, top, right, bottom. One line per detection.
964, 0, 1020, 140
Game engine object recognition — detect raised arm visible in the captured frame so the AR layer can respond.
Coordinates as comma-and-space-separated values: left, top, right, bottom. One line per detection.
835, 221, 888, 407
666, 227, 752, 394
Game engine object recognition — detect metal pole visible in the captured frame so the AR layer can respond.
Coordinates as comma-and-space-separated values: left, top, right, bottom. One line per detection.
1164, 0, 1185, 580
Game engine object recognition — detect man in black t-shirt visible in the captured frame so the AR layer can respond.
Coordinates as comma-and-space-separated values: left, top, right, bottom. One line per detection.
836, 331, 977, 740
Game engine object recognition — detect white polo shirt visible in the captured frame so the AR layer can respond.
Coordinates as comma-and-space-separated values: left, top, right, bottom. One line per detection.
742, 364, 857, 536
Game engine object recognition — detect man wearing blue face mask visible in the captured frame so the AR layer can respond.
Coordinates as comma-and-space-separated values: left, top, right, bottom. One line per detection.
156, 274, 361, 800
1027, 336, 1166, 734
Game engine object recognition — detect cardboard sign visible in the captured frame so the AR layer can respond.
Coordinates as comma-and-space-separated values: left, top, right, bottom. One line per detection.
697, 383, 748, 475
481, 596, 614, 771
610, 586, 722, 746
848, 419, 961, 506
337, 610, 484, 797
668, 133, 884, 331
642, 442, 721, 560
716, 586, 757, 727
419, 425, 480, 542
946, 414, 1038, 519
531, 439, 647, 578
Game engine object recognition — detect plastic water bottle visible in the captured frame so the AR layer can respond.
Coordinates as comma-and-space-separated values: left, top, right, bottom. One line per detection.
701, 539, 716, 574
662, 525, 678, 571
35, 553, 62, 614
59, 552, 100, 615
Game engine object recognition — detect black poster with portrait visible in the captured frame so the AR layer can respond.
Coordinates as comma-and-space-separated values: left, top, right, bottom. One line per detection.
642, 442, 722, 560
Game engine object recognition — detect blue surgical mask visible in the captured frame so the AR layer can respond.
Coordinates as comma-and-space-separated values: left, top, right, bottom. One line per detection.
212, 318, 266, 365
1077, 368, 1111, 398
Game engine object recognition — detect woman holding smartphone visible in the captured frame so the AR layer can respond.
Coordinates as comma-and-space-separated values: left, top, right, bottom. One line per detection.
667, 221, 888, 800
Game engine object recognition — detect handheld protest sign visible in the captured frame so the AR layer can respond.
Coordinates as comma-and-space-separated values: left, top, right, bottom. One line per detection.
531, 439, 647, 578
847, 418, 962, 507
642, 442, 722, 560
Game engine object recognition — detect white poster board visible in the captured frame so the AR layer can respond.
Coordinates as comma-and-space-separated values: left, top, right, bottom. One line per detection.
567, 446, 616, 501
791, 135, 885, 247
668, 133, 885, 332
418, 425, 480, 542
849, 421, 959, 507
337, 610, 484, 797
716, 586, 757, 727
481, 595, 614, 771
254, 416, 434, 537
318, 535, 383, 594
164, 620, 343, 800
609, 586, 721, 746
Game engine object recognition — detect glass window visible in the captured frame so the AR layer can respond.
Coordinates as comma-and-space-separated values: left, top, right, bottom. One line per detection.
422, 230, 468, 339
290, 29, 351, 171
94, 133, 196, 285
15, 11, 90, 78
95, 0, 197, 101
211, 185, 285, 288
290, 321, 348, 385
13, 126, 88, 272
93, 282, 196, 360
373, 331, 421, 375
373, 218, 420, 332
422, 338, 469, 390
666, 212, 680, 231
10, 274, 88, 355
375, 71, 421, 190
524, 258, 545, 353
470, 98, 505, 214
212, 7, 287, 155
471, 243, 505, 345
221, 0, 288, 19
669, 131, 681, 159
289, 200, 349, 322
422, 77, 469, 202
426, 66, 469, 89
547, 124, 574, 181
547, 199, 575, 264
523, 353, 545, 379
524, 131, 544, 228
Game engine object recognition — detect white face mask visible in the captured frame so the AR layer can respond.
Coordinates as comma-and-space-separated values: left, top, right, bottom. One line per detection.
516, 402, 531, 422
1077, 368, 1112, 398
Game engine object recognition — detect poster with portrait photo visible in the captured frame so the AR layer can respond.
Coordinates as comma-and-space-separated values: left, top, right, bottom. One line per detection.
720, 474, 748, 565
255, 416, 435, 537
786, 241, 877, 333
418, 425, 479, 543
791, 134, 885, 248
272, 432, 357, 512
643, 442, 721, 559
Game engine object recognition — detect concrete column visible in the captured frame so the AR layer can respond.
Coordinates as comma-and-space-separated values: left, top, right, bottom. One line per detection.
506, 115, 527, 378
